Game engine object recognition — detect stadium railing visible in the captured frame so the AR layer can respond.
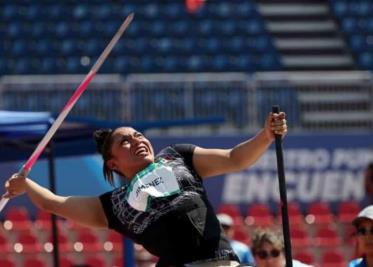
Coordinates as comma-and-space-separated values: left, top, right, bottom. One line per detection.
0, 71, 372, 134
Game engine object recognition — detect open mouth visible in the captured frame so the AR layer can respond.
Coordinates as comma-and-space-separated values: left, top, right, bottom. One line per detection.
134, 147, 148, 156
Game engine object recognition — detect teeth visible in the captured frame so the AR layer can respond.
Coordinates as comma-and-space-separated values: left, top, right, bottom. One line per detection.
135, 148, 146, 155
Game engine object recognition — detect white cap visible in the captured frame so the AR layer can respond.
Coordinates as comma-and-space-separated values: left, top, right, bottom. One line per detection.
217, 213, 233, 227
353, 205, 373, 227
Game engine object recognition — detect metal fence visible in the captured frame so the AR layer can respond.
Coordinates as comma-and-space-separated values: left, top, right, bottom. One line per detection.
0, 71, 372, 133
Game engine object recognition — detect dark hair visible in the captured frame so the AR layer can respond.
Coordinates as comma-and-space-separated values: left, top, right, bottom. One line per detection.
93, 128, 116, 186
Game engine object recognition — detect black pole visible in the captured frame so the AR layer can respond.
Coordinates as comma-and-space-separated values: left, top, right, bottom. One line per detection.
272, 105, 292, 267
46, 140, 60, 267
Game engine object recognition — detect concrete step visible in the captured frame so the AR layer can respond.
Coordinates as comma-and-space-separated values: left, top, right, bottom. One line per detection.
275, 38, 345, 50
282, 55, 354, 67
258, 3, 329, 17
267, 20, 337, 33
303, 111, 373, 123
298, 92, 372, 103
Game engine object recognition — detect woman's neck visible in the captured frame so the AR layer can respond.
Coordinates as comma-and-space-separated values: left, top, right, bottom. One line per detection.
366, 253, 373, 266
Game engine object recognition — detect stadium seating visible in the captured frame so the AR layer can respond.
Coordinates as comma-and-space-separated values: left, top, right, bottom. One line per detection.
44, 232, 73, 253
0, 0, 281, 74
14, 231, 43, 253
330, 0, 373, 70
23, 256, 48, 267
103, 231, 123, 253
3, 206, 33, 232
290, 227, 311, 248
0, 257, 16, 267
277, 202, 305, 227
313, 226, 342, 247
34, 210, 64, 233
217, 203, 242, 221
293, 250, 315, 266
245, 203, 274, 227
0, 232, 12, 254
305, 202, 334, 225
320, 249, 346, 267
73, 228, 102, 253
336, 201, 361, 224
84, 255, 107, 267
60, 256, 76, 267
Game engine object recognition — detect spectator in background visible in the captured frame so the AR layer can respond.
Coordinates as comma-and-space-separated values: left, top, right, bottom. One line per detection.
217, 213, 255, 266
349, 205, 373, 267
364, 163, 373, 204
251, 228, 313, 267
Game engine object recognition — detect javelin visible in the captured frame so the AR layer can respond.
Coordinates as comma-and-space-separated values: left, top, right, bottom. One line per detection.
0, 13, 134, 212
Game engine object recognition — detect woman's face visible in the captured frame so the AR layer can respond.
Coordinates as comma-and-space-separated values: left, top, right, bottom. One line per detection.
108, 127, 154, 179
254, 241, 285, 267
356, 218, 373, 255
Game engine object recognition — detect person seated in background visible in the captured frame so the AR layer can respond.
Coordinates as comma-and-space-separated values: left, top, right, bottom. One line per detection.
251, 228, 313, 267
349, 205, 373, 267
217, 213, 255, 266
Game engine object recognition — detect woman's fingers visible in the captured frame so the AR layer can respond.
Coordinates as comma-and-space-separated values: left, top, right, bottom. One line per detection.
3, 173, 27, 198
271, 112, 287, 135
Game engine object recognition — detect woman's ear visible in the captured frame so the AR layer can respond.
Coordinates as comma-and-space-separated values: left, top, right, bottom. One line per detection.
107, 159, 117, 171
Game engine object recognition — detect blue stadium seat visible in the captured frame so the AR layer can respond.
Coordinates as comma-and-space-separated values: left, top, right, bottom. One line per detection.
241, 19, 264, 35
162, 56, 179, 72
175, 38, 194, 54
198, 20, 214, 36
78, 20, 95, 38
143, 3, 159, 19
0, 1, 282, 74
214, 2, 232, 18
7, 22, 23, 38
113, 56, 130, 73
161, 3, 184, 19
60, 40, 76, 56
65, 57, 81, 73
255, 35, 273, 51
11, 41, 29, 57
358, 51, 373, 69
202, 38, 221, 54
258, 54, 282, 70
236, 2, 255, 17
40, 58, 59, 74
2, 5, 18, 20
349, 34, 365, 51
30, 22, 47, 38
14, 59, 32, 74
220, 20, 237, 36
232, 55, 254, 71
140, 56, 155, 72
47, 4, 68, 19
211, 55, 229, 71
225, 37, 244, 53
349, 1, 370, 16
73, 5, 89, 20
150, 21, 167, 37
169, 20, 188, 36
187, 55, 205, 72
24, 4, 41, 20
92, 5, 112, 20
55, 21, 70, 38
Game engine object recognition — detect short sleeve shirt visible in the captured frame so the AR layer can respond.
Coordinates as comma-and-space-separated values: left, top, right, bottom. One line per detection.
99, 144, 237, 266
